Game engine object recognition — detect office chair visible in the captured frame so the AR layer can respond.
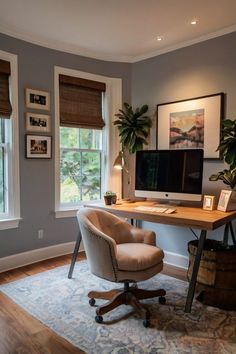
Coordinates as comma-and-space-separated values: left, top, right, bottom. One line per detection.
77, 207, 166, 327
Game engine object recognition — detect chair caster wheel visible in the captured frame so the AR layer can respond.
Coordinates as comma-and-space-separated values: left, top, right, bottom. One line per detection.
89, 298, 96, 306
143, 319, 150, 328
159, 296, 166, 305
95, 315, 103, 324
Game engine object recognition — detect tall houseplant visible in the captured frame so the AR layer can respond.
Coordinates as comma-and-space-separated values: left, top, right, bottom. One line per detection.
114, 102, 152, 154
209, 119, 236, 189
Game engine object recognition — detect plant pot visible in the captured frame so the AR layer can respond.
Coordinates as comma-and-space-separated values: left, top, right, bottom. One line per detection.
111, 195, 117, 204
104, 195, 113, 205
104, 194, 117, 205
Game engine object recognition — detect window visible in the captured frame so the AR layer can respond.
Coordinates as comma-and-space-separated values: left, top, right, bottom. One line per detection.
59, 73, 105, 207
0, 51, 20, 229
60, 127, 102, 205
55, 67, 122, 218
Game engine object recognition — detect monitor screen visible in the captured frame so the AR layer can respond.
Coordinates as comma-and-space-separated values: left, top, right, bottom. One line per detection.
135, 149, 203, 202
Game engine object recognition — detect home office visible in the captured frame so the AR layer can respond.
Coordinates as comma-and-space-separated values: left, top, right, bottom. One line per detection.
0, 1, 236, 353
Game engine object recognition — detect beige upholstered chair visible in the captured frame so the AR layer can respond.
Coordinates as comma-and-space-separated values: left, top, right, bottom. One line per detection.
77, 207, 166, 327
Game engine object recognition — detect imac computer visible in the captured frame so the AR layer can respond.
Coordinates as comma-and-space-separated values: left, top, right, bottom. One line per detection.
135, 149, 203, 203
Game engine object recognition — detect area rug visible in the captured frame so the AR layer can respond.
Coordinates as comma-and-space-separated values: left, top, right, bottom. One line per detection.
0, 261, 236, 354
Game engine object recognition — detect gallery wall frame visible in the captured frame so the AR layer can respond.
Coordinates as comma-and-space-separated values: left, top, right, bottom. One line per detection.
25, 88, 50, 110
26, 134, 52, 159
26, 112, 50, 133
156, 92, 224, 159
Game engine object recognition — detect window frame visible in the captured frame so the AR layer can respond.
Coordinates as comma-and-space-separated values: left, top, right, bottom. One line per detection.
0, 50, 20, 230
54, 66, 122, 218
0, 119, 9, 215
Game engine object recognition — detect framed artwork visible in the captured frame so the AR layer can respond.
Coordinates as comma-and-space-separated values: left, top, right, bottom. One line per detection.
26, 135, 52, 159
25, 88, 50, 110
203, 195, 215, 210
217, 189, 236, 212
26, 112, 50, 133
156, 92, 224, 159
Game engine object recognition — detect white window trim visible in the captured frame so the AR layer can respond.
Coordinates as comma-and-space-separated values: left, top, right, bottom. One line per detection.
0, 50, 21, 230
54, 66, 122, 218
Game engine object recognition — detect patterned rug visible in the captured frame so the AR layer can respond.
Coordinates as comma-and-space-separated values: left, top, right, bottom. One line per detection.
0, 261, 236, 354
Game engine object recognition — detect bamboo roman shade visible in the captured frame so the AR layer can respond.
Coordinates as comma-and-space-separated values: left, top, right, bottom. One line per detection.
0, 59, 12, 118
59, 74, 106, 129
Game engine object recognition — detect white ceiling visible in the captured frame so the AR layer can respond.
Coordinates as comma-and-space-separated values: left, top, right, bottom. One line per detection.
1, 0, 236, 62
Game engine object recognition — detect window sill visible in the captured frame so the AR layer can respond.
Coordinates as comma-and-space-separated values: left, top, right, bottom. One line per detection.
55, 209, 78, 218
0, 217, 21, 230
55, 201, 103, 218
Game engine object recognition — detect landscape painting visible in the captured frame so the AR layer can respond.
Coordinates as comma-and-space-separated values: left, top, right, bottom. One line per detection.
169, 108, 204, 149
157, 93, 224, 158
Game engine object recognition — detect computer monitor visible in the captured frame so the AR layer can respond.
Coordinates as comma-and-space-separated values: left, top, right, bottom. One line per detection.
135, 149, 203, 202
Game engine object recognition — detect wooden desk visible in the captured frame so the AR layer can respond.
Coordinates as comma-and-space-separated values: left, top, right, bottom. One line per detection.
68, 200, 236, 313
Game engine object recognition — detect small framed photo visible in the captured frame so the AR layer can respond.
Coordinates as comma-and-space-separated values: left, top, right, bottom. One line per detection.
26, 112, 50, 133
203, 195, 215, 210
26, 135, 52, 159
25, 88, 50, 110
217, 189, 236, 212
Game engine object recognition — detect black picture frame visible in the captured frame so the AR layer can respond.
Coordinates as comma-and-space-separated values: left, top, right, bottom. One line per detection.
156, 92, 224, 159
25, 88, 50, 111
25, 134, 52, 159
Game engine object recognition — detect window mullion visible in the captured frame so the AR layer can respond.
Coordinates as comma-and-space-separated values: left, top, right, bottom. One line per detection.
80, 151, 83, 200
0, 119, 5, 143
61, 147, 101, 153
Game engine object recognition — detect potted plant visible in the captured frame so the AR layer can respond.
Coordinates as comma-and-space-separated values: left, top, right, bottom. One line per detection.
114, 102, 152, 154
209, 119, 236, 189
187, 119, 236, 309
103, 191, 117, 205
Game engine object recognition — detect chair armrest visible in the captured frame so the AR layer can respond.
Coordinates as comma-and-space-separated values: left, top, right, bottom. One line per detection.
110, 219, 156, 246
130, 227, 156, 246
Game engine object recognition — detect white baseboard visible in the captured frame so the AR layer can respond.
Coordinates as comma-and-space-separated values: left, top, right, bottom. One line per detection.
0, 243, 187, 273
164, 250, 189, 270
0, 241, 84, 273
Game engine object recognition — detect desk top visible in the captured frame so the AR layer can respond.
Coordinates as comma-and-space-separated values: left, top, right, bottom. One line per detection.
85, 200, 236, 231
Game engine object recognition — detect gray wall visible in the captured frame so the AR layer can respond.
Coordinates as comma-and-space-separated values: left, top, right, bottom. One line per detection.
0, 33, 131, 257
1, 31, 236, 262
131, 32, 236, 257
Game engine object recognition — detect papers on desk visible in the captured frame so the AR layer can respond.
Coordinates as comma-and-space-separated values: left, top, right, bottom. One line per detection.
134, 206, 176, 214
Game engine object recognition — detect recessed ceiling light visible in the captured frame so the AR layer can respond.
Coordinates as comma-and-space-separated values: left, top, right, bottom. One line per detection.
156, 36, 162, 41
190, 19, 197, 25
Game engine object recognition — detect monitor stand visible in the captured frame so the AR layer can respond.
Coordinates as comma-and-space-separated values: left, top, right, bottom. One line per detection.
153, 200, 181, 207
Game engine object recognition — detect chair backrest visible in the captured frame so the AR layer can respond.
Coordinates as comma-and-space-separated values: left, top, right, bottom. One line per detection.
77, 207, 118, 282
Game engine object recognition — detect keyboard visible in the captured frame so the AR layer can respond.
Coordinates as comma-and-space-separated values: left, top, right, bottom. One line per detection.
134, 206, 176, 214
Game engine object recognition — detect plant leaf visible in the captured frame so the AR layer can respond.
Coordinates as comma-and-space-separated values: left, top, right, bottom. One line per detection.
113, 102, 151, 153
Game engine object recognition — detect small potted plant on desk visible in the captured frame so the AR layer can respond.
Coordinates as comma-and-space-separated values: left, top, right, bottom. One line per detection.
103, 191, 117, 205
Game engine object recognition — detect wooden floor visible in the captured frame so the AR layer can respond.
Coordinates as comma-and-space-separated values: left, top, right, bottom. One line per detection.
0, 253, 187, 354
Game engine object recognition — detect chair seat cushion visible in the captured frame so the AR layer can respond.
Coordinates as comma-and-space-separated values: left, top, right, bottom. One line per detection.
116, 243, 164, 271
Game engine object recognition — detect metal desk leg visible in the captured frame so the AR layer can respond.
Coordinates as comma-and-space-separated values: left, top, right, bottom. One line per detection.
68, 230, 82, 279
185, 229, 207, 313
223, 222, 230, 246
229, 221, 236, 246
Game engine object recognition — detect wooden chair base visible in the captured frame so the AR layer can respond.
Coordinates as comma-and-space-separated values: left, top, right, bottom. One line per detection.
88, 282, 166, 323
